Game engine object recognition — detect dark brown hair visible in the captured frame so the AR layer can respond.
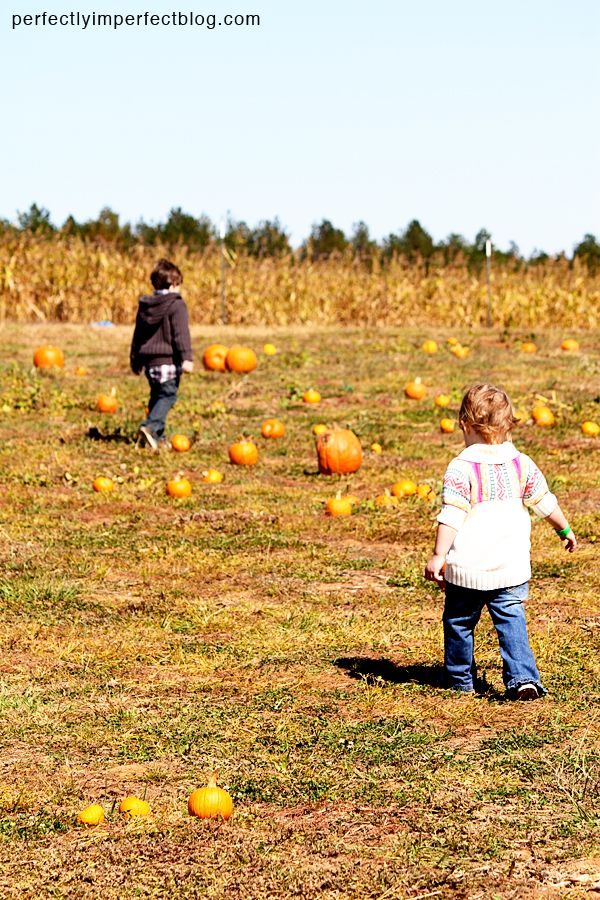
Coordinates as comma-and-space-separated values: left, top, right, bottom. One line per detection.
150, 258, 183, 290
459, 383, 519, 443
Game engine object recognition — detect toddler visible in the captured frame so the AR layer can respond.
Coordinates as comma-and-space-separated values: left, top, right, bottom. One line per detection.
425, 383, 576, 699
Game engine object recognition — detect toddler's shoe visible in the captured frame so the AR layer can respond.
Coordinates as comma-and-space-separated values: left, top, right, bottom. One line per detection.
138, 425, 159, 450
516, 683, 539, 701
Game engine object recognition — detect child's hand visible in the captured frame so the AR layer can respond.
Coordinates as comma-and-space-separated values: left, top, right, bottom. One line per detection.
563, 531, 577, 552
181, 360, 194, 374
424, 554, 446, 590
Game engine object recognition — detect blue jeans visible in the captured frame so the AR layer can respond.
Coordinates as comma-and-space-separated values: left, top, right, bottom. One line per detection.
142, 376, 179, 439
443, 581, 545, 693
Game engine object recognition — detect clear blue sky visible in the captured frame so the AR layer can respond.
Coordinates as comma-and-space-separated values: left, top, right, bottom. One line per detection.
2, 0, 599, 254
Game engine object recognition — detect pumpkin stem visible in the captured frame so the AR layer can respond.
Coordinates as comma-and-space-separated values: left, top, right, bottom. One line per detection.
208, 770, 219, 788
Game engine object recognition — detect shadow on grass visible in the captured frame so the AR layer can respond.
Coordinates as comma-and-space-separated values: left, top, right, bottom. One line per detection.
334, 656, 503, 699
87, 425, 134, 444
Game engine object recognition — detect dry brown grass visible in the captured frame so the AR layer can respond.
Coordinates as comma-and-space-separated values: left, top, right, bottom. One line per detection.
1, 234, 599, 328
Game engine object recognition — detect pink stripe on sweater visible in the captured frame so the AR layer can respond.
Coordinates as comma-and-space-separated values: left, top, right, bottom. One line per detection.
472, 462, 483, 502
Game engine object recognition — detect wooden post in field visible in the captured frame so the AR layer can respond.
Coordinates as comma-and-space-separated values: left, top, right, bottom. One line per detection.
485, 239, 493, 327
219, 217, 228, 325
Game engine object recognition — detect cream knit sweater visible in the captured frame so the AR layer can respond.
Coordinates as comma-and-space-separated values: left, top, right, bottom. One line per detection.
437, 442, 557, 590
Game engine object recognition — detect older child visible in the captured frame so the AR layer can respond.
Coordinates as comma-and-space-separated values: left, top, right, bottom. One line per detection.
425, 383, 576, 699
130, 259, 193, 449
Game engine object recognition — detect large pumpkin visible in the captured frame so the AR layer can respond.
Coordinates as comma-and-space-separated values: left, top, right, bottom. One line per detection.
226, 346, 257, 373
229, 439, 258, 465
33, 346, 64, 369
203, 344, 229, 372
316, 428, 362, 475
188, 772, 233, 820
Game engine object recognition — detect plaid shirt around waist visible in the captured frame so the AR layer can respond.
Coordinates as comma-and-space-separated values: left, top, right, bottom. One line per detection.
145, 363, 181, 384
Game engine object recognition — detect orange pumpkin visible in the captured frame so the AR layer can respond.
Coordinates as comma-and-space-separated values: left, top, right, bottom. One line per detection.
171, 434, 191, 452
370, 442, 383, 454
434, 394, 451, 408
421, 339, 438, 354
581, 421, 600, 437
76, 803, 105, 826
97, 392, 118, 414
303, 389, 321, 404
203, 344, 229, 372
416, 483, 434, 500
261, 418, 286, 439
561, 338, 579, 352
119, 796, 150, 818
226, 346, 257, 373
391, 479, 417, 497
93, 476, 114, 493
447, 337, 459, 346
440, 418, 456, 434
166, 477, 192, 498
33, 345, 65, 369
375, 491, 399, 509
73, 365, 88, 376
531, 406, 555, 427
404, 378, 427, 400
201, 469, 223, 483
229, 439, 259, 466
451, 345, 470, 359
316, 428, 363, 475
521, 341, 537, 354
188, 772, 233, 820
325, 493, 354, 517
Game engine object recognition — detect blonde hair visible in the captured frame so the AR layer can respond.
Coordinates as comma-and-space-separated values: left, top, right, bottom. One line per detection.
459, 383, 518, 443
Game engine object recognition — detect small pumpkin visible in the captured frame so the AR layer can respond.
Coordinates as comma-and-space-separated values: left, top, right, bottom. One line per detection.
581, 420, 600, 437
261, 418, 285, 439
316, 428, 362, 475
325, 491, 353, 517
447, 337, 459, 346
166, 476, 192, 498
201, 468, 223, 483
450, 345, 470, 359
93, 476, 114, 493
119, 796, 150, 818
76, 803, 105, 826
391, 478, 417, 497
203, 344, 229, 372
171, 434, 191, 452
73, 365, 88, 376
97, 391, 118, 414
33, 345, 65, 369
226, 346, 257, 373
188, 772, 233, 821
421, 339, 438, 354
521, 341, 537, 353
303, 389, 321, 404
416, 483, 435, 500
263, 343, 277, 356
370, 442, 383, 454
404, 378, 427, 400
531, 405, 555, 427
561, 338, 579, 352
375, 490, 399, 509
434, 394, 451, 408
229, 439, 259, 466
439, 418, 456, 434
312, 423, 328, 436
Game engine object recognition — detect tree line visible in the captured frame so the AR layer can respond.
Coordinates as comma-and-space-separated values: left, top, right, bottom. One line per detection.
3, 204, 599, 272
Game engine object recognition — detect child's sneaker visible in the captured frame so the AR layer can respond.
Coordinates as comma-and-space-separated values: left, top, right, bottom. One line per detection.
516, 683, 539, 701
138, 425, 159, 450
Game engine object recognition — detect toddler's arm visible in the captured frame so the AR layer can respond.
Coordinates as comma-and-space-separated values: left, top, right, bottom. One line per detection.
544, 504, 577, 552
425, 523, 457, 589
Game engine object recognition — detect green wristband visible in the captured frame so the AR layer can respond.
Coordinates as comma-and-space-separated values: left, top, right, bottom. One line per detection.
556, 525, 572, 539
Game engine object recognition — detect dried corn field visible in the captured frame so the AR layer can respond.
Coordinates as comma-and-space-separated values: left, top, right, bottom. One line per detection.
1, 234, 599, 328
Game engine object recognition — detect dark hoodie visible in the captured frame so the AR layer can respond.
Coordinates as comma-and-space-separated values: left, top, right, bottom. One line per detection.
130, 291, 193, 372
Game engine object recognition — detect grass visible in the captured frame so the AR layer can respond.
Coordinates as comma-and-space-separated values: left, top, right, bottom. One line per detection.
0, 322, 598, 898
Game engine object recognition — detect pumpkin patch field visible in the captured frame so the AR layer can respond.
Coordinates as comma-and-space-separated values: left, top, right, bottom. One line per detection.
0, 322, 598, 899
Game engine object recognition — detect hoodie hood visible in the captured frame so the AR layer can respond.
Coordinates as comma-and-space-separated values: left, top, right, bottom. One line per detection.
137, 291, 182, 326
